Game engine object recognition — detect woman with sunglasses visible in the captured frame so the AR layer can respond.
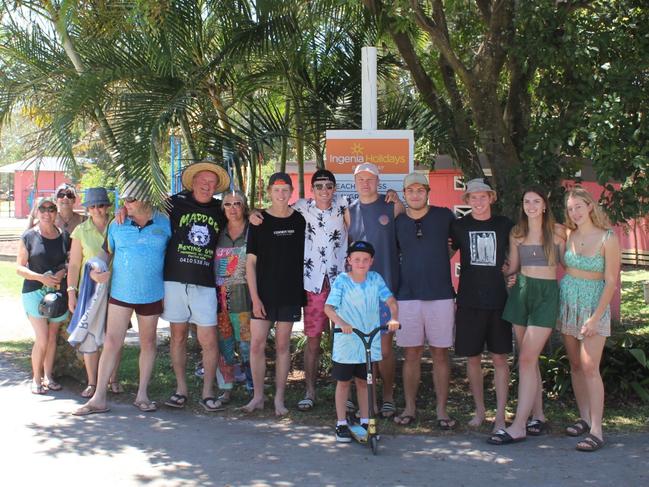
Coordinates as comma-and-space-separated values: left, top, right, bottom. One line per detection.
54, 183, 83, 233
213, 190, 253, 402
16, 197, 70, 394
66, 188, 123, 398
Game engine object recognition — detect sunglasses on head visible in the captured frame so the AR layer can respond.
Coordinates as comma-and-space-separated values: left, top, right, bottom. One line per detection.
57, 191, 76, 199
313, 182, 334, 191
88, 203, 109, 209
223, 201, 243, 208
415, 220, 423, 239
38, 205, 57, 213
123, 197, 138, 203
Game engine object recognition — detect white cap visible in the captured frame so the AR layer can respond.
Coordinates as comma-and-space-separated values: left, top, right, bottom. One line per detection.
353, 162, 379, 176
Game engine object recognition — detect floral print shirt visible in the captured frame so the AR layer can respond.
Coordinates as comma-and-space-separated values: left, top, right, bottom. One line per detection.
293, 193, 349, 293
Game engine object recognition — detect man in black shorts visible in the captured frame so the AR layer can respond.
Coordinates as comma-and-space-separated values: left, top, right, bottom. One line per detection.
450, 178, 514, 432
243, 172, 306, 416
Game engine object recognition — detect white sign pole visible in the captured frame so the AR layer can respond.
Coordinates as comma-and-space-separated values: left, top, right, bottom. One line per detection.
361, 47, 377, 131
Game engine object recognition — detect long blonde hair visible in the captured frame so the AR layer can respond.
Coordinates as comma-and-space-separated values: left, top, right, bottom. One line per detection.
564, 186, 611, 231
511, 186, 557, 265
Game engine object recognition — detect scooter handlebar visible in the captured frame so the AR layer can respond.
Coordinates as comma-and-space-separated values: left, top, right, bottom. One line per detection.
333, 324, 401, 335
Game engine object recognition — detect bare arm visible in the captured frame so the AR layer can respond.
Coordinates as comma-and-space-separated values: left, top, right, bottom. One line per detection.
245, 253, 265, 319
324, 303, 353, 334
505, 233, 520, 276
384, 296, 400, 331
66, 238, 83, 312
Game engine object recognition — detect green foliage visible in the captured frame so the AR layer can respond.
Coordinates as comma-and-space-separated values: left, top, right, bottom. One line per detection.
0, 261, 21, 297
620, 269, 649, 326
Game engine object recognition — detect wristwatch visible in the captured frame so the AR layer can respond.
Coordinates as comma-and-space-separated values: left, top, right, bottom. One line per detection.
66, 286, 78, 293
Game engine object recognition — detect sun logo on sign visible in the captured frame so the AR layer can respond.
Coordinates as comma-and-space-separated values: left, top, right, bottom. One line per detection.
351, 143, 364, 155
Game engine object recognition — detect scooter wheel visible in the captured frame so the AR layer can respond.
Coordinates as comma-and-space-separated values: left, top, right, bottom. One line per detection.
370, 435, 378, 455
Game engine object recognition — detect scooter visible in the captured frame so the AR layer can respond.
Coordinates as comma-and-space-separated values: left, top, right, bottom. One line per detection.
334, 323, 398, 455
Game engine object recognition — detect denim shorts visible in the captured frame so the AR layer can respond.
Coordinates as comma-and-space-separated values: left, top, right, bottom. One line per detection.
161, 281, 217, 326
22, 289, 69, 322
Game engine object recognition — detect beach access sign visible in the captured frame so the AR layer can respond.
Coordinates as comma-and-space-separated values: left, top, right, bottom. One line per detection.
325, 130, 414, 199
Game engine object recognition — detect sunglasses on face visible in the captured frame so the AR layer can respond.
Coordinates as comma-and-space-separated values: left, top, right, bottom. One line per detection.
223, 201, 243, 208
313, 183, 335, 191
39, 206, 57, 213
415, 220, 423, 239
88, 203, 109, 209
57, 191, 76, 199
123, 197, 138, 203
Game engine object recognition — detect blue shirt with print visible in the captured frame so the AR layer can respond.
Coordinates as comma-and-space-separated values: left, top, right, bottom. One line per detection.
107, 212, 171, 304
326, 271, 393, 364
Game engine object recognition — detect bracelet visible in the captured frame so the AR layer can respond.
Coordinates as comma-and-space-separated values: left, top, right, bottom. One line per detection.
66, 286, 78, 293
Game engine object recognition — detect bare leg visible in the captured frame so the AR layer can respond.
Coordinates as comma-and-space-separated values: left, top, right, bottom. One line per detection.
580, 335, 606, 441
169, 322, 189, 397
134, 313, 159, 404
242, 318, 270, 412
27, 316, 49, 388
467, 355, 486, 427
108, 347, 124, 391
564, 334, 591, 423
304, 335, 321, 400
43, 322, 61, 383
84, 352, 99, 386
335, 380, 351, 421
431, 347, 452, 421
492, 352, 510, 432
355, 378, 369, 419
506, 325, 552, 438
274, 321, 294, 416
399, 346, 423, 419
81, 304, 131, 410
197, 325, 219, 400
379, 332, 395, 406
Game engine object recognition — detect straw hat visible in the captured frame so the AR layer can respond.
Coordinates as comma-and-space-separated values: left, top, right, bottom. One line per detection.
181, 161, 230, 194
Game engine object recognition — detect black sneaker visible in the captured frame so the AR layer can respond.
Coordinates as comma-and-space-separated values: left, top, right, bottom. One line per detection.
335, 424, 352, 443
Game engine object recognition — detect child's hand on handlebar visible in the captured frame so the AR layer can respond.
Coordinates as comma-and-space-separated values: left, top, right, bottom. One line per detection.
386, 319, 400, 332
339, 324, 353, 334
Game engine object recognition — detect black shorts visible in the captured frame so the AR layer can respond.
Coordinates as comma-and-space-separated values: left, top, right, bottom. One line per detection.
252, 305, 302, 323
454, 307, 512, 357
331, 361, 371, 382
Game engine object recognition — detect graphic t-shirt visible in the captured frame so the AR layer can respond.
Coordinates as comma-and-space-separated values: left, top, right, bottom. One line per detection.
396, 207, 456, 301
246, 210, 306, 307
293, 193, 349, 293
164, 191, 225, 287
326, 271, 393, 364
450, 214, 513, 309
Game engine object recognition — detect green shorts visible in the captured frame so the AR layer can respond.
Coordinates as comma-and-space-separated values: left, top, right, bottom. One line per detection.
502, 274, 559, 328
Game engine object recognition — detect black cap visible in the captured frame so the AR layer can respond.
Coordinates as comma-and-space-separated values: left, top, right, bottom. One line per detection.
347, 240, 375, 257
311, 169, 336, 186
268, 172, 293, 187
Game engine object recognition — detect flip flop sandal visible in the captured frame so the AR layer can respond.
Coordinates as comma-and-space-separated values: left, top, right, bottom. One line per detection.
297, 398, 315, 411
394, 414, 417, 426
72, 404, 110, 416
566, 419, 590, 437
43, 380, 62, 391
108, 382, 124, 394
81, 384, 97, 398
576, 433, 604, 452
217, 392, 232, 405
31, 383, 46, 395
164, 393, 188, 409
200, 397, 225, 412
487, 429, 526, 445
526, 419, 550, 436
437, 417, 457, 430
380, 401, 396, 419
133, 400, 158, 412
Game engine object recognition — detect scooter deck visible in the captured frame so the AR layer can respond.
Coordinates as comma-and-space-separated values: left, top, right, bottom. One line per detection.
349, 424, 368, 443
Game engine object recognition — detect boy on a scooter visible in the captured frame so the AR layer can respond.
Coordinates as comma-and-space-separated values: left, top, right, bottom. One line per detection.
324, 240, 400, 442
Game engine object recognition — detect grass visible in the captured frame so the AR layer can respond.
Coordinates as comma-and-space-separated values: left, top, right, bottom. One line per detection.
0, 261, 21, 297
1, 266, 648, 435
620, 266, 649, 326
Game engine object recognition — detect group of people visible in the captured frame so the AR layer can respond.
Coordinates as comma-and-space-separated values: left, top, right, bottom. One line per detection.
18, 160, 620, 453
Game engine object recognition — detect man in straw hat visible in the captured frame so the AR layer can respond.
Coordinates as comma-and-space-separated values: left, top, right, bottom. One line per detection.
449, 178, 514, 432
162, 161, 231, 413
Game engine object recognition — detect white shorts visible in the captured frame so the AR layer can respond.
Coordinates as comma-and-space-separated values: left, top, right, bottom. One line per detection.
395, 299, 455, 348
162, 281, 217, 327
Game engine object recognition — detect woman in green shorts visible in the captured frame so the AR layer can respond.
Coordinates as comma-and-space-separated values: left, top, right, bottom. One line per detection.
488, 187, 565, 445
559, 187, 620, 452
